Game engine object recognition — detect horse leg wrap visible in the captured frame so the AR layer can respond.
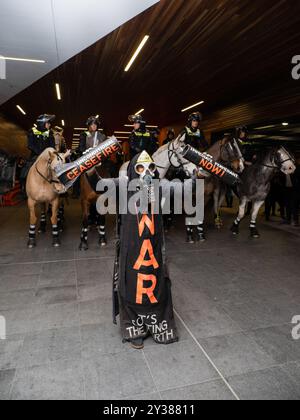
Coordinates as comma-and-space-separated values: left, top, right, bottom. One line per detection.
98, 225, 107, 247
39, 213, 47, 233
250, 221, 260, 238
231, 217, 240, 235
52, 224, 61, 247
186, 226, 194, 244
196, 223, 206, 242
28, 225, 36, 248
79, 227, 89, 251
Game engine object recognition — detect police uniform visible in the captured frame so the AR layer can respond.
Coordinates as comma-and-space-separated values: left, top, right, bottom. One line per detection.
181, 126, 208, 151
129, 129, 157, 159
27, 127, 55, 160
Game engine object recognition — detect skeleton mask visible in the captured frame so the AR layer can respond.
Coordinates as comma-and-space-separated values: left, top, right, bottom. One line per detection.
134, 151, 157, 204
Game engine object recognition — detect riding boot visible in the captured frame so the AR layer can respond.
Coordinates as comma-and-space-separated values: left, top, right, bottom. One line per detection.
27, 224, 37, 248
250, 221, 260, 238
79, 226, 89, 251
186, 227, 194, 244
52, 224, 61, 247
231, 217, 240, 235
98, 225, 107, 247
38, 213, 47, 233
196, 223, 206, 242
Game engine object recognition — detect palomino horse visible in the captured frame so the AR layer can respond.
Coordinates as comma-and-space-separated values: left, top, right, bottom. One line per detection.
26, 148, 70, 248
231, 146, 296, 238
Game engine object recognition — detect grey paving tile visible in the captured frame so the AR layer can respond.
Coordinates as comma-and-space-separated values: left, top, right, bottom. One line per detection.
0, 334, 24, 370
249, 324, 300, 364
228, 366, 300, 400
80, 323, 126, 358
0, 369, 15, 400
1, 308, 32, 335
144, 340, 219, 391
161, 380, 236, 401
0, 289, 36, 310
281, 361, 300, 387
34, 286, 78, 305
17, 327, 81, 368
79, 297, 112, 326
78, 281, 112, 302
29, 302, 79, 332
178, 307, 241, 339
0, 274, 40, 293
39, 261, 76, 287
0, 263, 42, 277
83, 352, 156, 400
11, 359, 84, 400
200, 332, 276, 377
75, 259, 111, 285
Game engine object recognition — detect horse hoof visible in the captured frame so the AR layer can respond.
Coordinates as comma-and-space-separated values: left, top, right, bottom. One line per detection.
52, 241, 61, 248
99, 238, 107, 247
27, 240, 36, 249
79, 242, 88, 251
250, 230, 260, 239
186, 236, 195, 244
197, 235, 206, 243
231, 225, 239, 235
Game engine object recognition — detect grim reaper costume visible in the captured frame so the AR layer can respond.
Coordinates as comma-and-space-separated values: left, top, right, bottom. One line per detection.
113, 151, 178, 349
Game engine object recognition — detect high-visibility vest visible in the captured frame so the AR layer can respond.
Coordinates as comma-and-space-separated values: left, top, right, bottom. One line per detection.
32, 127, 50, 138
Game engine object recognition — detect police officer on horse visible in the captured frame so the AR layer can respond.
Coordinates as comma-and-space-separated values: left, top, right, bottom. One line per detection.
181, 112, 208, 151
27, 114, 56, 161
128, 114, 158, 159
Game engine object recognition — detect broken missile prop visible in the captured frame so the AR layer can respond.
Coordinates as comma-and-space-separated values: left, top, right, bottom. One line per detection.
182, 144, 241, 186
54, 136, 121, 190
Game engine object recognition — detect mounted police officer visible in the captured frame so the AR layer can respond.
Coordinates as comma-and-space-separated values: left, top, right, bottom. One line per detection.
78, 116, 106, 155
27, 114, 56, 161
128, 114, 157, 159
181, 112, 208, 151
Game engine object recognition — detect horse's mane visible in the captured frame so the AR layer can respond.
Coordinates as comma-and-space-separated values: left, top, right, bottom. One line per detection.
36, 148, 56, 163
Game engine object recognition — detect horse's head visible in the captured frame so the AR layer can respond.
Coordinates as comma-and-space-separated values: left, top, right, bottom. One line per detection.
272, 146, 296, 175
219, 136, 245, 174
48, 149, 71, 194
168, 134, 200, 178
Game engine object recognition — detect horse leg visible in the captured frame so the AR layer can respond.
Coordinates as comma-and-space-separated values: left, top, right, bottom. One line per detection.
214, 184, 225, 229
79, 199, 89, 251
38, 203, 47, 233
231, 197, 247, 235
27, 198, 37, 248
97, 214, 107, 247
249, 200, 264, 238
50, 198, 61, 247
57, 198, 65, 232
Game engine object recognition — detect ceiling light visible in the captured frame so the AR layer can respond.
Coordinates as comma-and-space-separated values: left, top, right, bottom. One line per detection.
124, 35, 150, 72
135, 109, 144, 115
181, 101, 204, 112
254, 125, 276, 130
0, 56, 45, 63
16, 105, 26, 115
124, 124, 158, 128
282, 122, 289, 126
55, 83, 62, 101
61, 120, 65, 127
114, 131, 131, 135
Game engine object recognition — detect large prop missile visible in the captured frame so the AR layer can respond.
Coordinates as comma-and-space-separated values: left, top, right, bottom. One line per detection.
182, 144, 241, 187
54, 136, 121, 190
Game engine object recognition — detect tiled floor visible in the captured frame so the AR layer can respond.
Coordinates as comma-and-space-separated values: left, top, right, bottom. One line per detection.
0, 201, 300, 400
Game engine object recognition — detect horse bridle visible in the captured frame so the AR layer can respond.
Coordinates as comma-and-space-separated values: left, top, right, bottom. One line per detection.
219, 139, 243, 164
35, 152, 67, 194
262, 147, 295, 170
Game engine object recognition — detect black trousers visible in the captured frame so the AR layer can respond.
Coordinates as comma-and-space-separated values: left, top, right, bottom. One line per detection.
284, 188, 299, 223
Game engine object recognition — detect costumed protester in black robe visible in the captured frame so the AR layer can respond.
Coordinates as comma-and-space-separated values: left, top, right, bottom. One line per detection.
113, 151, 178, 350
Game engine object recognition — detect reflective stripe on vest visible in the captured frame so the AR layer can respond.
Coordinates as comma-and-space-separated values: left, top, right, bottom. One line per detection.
32, 128, 50, 138
186, 127, 201, 137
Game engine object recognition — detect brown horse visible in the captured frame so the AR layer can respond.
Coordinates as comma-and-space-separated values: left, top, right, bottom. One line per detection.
26, 148, 70, 248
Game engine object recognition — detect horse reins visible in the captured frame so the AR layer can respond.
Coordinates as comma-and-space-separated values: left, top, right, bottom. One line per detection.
35, 152, 66, 194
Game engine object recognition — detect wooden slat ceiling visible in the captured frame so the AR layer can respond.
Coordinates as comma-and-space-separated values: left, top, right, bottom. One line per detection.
1, 0, 300, 142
